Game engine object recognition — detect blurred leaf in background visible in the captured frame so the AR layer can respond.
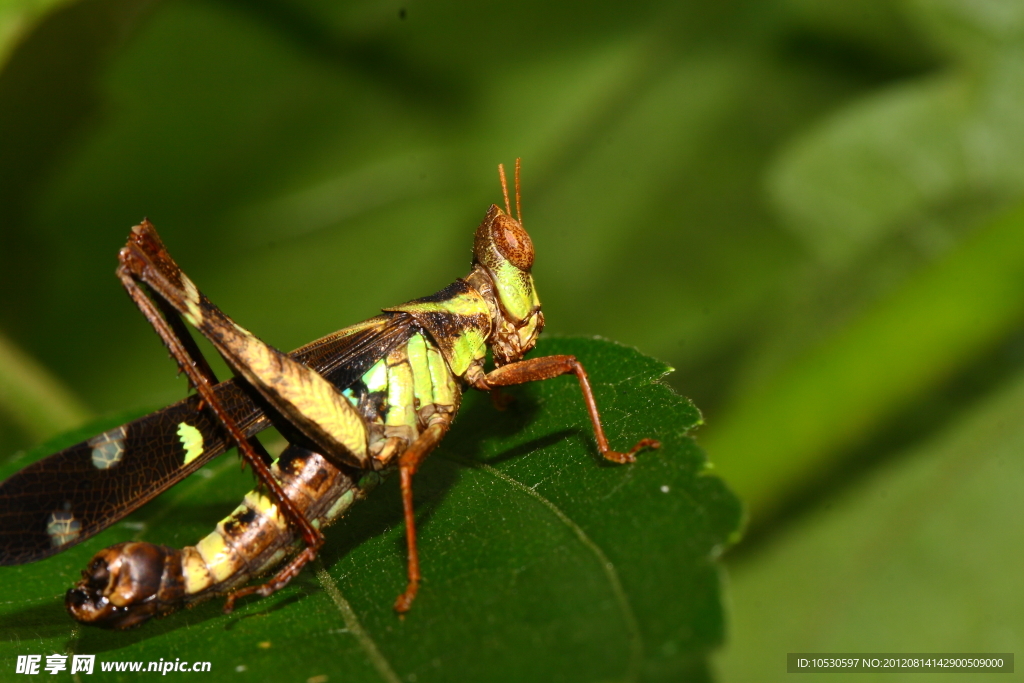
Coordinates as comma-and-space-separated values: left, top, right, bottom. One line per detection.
0, 0, 1022, 680
719, 356, 1024, 683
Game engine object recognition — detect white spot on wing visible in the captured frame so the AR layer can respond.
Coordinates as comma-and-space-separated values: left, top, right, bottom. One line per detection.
88, 425, 128, 469
47, 510, 82, 547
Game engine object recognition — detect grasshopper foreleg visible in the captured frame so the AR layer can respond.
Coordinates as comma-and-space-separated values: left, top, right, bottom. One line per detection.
482, 355, 660, 463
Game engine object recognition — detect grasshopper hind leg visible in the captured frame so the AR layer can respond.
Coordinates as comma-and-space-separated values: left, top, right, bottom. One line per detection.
116, 221, 328, 565
220, 544, 322, 614
391, 421, 450, 613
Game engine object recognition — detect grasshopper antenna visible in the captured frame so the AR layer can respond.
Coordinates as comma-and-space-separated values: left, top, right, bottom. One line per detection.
499, 163, 512, 218
514, 158, 522, 225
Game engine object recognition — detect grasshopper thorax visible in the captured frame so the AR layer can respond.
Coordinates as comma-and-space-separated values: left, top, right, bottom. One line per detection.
470, 172, 544, 367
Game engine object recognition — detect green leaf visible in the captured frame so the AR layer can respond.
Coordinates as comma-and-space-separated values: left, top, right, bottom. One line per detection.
0, 337, 741, 683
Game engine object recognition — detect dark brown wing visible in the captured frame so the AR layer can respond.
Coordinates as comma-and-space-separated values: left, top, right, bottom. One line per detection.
0, 313, 415, 565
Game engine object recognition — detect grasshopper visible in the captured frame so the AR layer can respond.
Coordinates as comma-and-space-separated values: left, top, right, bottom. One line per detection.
0, 161, 658, 629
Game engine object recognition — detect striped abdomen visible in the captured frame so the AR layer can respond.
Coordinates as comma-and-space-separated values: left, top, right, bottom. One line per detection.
66, 331, 462, 629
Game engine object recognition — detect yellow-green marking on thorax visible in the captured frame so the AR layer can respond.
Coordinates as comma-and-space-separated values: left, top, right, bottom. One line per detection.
426, 344, 455, 406
384, 283, 491, 377
362, 358, 388, 393
345, 358, 389, 407
406, 333, 433, 407
377, 333, 460, 434
177, 422, 204, 465
388, 288, 489, 318
386, 348, 417, 429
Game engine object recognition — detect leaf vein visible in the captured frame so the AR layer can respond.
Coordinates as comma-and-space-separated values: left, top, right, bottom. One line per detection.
451, 456, 645, 681
315, 562, 401, 683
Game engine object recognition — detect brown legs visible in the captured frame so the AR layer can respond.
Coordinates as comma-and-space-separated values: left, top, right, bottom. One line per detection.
483, 355, 660, 463
389, 355, 657, 611
392, 422, 449, 613
117, 221, 325, 612
221, 545, 323, 613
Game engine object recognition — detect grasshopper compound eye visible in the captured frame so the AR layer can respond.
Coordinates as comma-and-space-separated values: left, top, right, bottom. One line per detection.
491, 213, 534, 271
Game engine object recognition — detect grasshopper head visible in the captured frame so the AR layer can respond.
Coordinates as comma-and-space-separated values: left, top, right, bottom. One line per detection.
473, 160, 544, 365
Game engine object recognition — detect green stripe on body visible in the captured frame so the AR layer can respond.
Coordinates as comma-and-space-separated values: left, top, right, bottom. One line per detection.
362, 358, 388, 393
385, 354, 417, 430
406, 334, 433, 408
426, 344, 455, 406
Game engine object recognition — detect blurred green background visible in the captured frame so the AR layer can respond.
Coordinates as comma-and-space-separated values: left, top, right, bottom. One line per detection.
1, 0, 1022, 680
